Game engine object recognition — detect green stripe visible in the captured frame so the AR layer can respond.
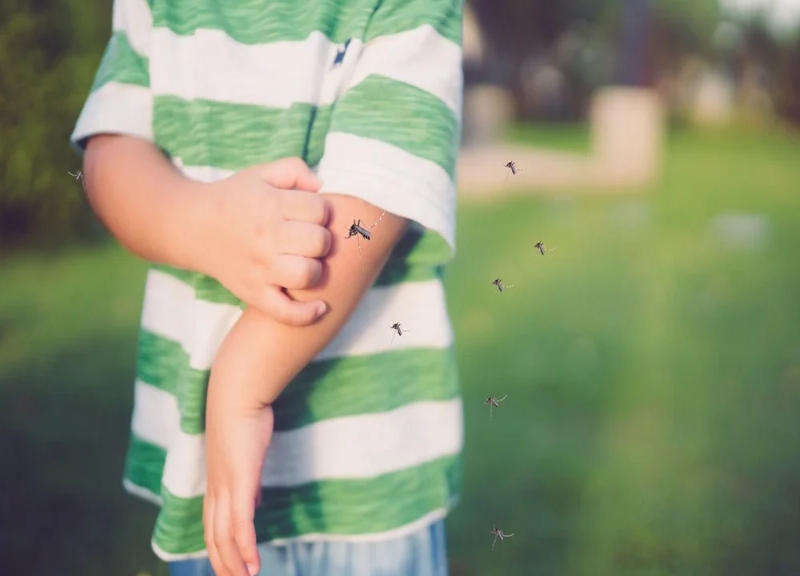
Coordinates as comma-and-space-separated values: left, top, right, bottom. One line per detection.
365, 0, 462, 45
154, 76, 456, 180
154, 96, 331, 172
136, 329, 457, 435
275, 345, 459, 431
150, 0, 460, 45
331, 75, 458, 179
152, 453, 461, 554
137, 330, 180, 395
124, 434, 165, 496
91, 31, 149, 92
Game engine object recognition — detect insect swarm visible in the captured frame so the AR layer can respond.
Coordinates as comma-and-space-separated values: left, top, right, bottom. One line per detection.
344, 211, 385, 256
504, 161, 522, 177
492, 278, 513, 292
490, 526, 514, 551
485, 395, 507, 420
534, 241, 556, 255
389, 322, 410, 345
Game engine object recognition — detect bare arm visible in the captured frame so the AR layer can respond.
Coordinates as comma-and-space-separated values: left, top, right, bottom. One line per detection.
209, 194, 408, 409
82, 137, 330, 324
83, 135, 210, 272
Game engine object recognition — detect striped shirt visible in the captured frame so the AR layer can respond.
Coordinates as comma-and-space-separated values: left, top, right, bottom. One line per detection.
70, 0, 464, 562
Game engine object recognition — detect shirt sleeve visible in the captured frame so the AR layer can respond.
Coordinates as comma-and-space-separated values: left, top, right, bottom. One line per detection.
70, 0, 154, 154
315, 0, 463, 255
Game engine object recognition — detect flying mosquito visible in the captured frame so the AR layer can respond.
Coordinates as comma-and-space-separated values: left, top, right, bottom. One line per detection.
490, 526, 515, 551
485, 395, 507, 419
504, 161, 522, 177
389, 322, 411, 345
344, 211, 385, 256
492, 278, 513, 292
68, 170, 86, 191
534, 241, 556, 255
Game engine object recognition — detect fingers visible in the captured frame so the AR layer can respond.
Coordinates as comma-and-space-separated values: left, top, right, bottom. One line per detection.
232, 495, 260, 576
204, 495, 227, 576
258, 156, 322, 193
279, 189, 330, 226
272, 254, 324, 290
213, 496, 251, 576
279, 221, 331, 258
254, 285, 327, 326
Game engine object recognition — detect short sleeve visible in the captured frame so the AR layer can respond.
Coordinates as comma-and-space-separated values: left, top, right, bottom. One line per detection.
70, 0, 154, 154
316, 0, 463, 255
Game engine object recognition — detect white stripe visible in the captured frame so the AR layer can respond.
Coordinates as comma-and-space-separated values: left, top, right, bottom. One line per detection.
317, 133, 456, 252
130, 380, 181, 448
140, 268, 453, 371
172, 154, 456, 254
70, 81, 154, 150
148, 26, 457, 111
112, 0, 152, 58
346, 24, 462, 113
132, 379, 463, 498
150, 507, 454, 562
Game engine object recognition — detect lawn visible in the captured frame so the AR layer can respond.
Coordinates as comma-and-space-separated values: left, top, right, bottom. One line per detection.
1, 123, 799, 575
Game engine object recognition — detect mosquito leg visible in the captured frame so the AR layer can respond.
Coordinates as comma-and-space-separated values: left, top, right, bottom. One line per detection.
367, 211, 386, 229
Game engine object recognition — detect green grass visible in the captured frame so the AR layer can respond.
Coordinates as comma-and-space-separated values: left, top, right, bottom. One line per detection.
2, 123, 800, 575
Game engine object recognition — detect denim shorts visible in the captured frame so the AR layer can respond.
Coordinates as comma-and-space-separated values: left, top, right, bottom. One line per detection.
168, 519, 448, 576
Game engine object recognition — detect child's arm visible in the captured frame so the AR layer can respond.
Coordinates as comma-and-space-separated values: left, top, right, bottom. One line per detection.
204, 194, 407, 576
83, 136, 331, 325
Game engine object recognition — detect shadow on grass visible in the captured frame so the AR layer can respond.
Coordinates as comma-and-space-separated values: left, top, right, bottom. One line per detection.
0, 332, 167, 576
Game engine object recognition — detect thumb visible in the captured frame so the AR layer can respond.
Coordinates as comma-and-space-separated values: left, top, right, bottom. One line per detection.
257, 156, 323, 193
255, 286, 328, 326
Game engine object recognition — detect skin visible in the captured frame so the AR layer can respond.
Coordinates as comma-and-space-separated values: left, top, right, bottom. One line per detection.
83, 135, 332, 325
204, 196, 408, 576
81, 134, 408, 576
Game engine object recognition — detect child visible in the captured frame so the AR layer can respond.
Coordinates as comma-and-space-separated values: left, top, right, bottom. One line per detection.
71, 0, 464, 575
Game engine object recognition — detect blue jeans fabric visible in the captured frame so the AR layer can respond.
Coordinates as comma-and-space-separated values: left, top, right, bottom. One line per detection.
168, 520, 448, 576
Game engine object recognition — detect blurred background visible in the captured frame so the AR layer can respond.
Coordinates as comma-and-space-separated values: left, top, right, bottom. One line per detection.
1, 0, 800, 574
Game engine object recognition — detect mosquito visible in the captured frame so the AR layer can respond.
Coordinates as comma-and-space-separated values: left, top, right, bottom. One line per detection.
534, 241, 556, 255
504, 161, 522, 177
492, 278, 513, 292
344, 211, 385, 256
490, 526, 515, 551
485, 395, 507, 420
68, 170, 86, 191
389, 322, 411, 345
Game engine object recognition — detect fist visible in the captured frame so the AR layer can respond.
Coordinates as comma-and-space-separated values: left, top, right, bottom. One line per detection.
200, 157, 332, 326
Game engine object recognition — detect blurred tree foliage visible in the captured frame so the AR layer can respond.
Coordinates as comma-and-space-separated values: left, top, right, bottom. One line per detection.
1, 1, 798, 247
0, 0, 111, 248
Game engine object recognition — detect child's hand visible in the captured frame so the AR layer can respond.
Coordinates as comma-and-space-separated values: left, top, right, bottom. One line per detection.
198, 157, 332, 326
203, 390, 273, 576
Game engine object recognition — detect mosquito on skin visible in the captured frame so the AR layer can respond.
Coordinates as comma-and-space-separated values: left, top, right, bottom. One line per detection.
485, 395, 507, 420
492, 278, 513, 292
344, 211, 386, 256
490, 526, 515, 551
389, 322, 411, 345
504, 161, 522, 177
534, 241, 556, 255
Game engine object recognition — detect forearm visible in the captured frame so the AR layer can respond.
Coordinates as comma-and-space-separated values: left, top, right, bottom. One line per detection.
210, 195, 407, 408
83, 134, 211, 271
